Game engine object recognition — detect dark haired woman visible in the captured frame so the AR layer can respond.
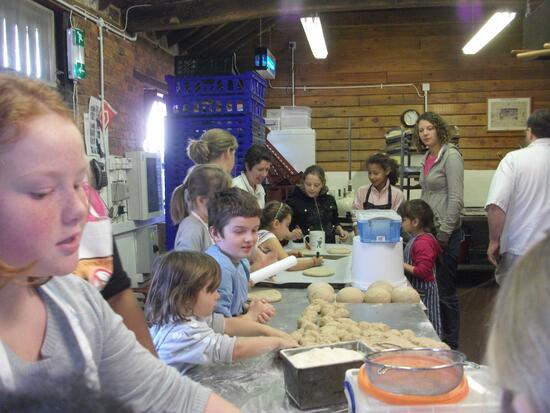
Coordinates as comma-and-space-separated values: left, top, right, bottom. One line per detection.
233, 144, 273, 208
414, 112, 464, 350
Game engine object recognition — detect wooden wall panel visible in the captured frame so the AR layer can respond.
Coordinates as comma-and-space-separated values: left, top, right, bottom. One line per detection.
262, 7, 550, 171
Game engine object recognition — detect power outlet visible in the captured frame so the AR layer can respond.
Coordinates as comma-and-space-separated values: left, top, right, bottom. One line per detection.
422, 83, 431, 92
289, 41, 296, 50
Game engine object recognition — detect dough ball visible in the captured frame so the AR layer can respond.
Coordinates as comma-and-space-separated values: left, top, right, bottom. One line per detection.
410, 336, 450, 350
332, 307, 350, 318
368, 281, 394, 294
391, 286, 421, 303
307, 282, 335, 303
291, 331, 303, 342
336, 287, 364, 303
364, 287, 392, 303
320, 325, 339, 336
301, 320, 318, 332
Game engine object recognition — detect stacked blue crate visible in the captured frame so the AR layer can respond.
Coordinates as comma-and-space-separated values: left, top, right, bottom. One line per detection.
164, 71, 267, 249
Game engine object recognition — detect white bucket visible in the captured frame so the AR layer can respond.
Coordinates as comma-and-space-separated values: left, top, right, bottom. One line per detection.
351, 236, 406, 290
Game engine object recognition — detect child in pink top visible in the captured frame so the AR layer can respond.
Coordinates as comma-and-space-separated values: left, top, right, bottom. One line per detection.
399, 199, 442, 337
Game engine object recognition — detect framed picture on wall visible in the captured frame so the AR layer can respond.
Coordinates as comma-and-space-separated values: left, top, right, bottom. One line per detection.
487, 97, 531, 131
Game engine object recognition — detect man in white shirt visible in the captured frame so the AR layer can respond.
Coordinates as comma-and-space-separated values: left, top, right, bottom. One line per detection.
485, 108, 550, 284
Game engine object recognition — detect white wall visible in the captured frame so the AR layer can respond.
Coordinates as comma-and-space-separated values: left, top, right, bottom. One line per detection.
325, 169, 496, 214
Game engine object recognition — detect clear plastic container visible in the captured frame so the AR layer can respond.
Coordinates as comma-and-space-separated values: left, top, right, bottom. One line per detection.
356, 210, 401, 243
280, 105, 312, 129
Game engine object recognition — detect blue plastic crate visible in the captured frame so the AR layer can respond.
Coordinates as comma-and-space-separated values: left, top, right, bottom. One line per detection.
165, 71, 266, 101
166, 94, 264, 118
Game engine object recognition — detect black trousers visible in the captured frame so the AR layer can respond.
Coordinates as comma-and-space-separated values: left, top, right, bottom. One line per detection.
436, 229, 462, 350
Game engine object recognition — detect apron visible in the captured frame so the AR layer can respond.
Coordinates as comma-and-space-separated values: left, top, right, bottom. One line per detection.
0, 283, 101, 392
363, 184, 392, 210
403, 233, 442, 338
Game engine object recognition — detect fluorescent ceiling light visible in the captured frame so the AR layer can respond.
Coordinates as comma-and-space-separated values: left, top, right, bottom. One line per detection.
462, 11, 516, 54
300, 16, 328, 59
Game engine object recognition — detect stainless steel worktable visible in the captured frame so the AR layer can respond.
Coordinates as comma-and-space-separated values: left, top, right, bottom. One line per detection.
188, 288, 438, 413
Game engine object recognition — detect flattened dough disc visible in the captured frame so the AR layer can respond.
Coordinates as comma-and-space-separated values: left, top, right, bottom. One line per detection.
303, 266, 336, 277
248, 288, 282, 303
327, 247, 351, 255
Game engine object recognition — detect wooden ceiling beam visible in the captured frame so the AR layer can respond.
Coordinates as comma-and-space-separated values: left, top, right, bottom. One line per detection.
178, 23, 229, 54
193, 20, 254, 53
127, 0, 526, 32
166, 26, 201, 48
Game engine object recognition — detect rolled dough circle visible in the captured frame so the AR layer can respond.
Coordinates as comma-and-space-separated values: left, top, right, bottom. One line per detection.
364, 287, 392, 303
336, 287, 364, 303
248, 289, 282, 303
327, 247, 351, 255
303, 266, 336, 277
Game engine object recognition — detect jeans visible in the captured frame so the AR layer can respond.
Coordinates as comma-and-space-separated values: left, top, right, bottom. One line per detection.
436, 229, 462, 350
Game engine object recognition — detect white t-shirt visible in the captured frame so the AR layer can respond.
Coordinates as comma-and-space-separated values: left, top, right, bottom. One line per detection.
232, 172, 266, 208
485, 138, 550, 255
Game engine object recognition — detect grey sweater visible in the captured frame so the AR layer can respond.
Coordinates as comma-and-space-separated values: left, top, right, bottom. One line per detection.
150, 316, 236, 375
174, 213, 212, 252
419, 144, 464, 242
2, 275, 212, 413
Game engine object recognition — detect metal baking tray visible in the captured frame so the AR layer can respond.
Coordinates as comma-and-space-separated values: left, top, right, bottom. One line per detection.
280, 340, 372, 410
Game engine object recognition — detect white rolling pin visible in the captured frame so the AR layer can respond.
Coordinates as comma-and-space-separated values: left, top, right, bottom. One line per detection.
250, 256, 297, 283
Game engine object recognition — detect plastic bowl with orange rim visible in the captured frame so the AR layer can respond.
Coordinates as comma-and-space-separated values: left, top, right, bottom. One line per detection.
359, 348, 478, 405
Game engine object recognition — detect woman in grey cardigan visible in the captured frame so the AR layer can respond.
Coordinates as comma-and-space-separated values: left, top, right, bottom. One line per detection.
414, 112, 464, 350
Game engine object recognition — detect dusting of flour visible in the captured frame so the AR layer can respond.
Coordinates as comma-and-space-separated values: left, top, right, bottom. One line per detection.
288, 347, 364, 368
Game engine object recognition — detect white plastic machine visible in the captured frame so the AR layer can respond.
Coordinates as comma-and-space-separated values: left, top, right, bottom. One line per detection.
266, 106, 315, 173
351, 210, 406, 290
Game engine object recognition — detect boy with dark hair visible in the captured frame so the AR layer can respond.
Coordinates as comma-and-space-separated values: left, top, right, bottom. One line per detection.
207, 188, 275, 323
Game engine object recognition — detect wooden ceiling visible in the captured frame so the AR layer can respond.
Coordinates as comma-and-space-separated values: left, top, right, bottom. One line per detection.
97, 0, 530, 56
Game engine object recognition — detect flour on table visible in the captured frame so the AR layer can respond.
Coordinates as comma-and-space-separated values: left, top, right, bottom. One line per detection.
288, 347, 364, 368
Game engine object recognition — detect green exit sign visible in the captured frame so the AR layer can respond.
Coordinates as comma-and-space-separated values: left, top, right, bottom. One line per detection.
67, 28, 86, 80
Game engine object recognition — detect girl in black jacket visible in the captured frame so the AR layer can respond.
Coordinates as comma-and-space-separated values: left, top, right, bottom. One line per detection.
286, 165, 349, 244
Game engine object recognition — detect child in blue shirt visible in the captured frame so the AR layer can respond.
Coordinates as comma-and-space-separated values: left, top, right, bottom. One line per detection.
146, 251, 297, 374
207, 188, 275, 323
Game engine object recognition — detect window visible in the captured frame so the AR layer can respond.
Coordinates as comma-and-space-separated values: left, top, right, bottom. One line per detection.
0, 0, 56, 85
143, 92, 166, 155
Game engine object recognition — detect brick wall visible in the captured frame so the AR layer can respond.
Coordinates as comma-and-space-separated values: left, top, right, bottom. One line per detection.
70, 14, 173, 155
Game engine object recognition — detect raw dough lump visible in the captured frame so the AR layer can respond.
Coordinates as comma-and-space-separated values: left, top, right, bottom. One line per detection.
307, 282, 335, 303
364, 287, 392, 303
336, 287, 364, 303
368, 280, 394, 294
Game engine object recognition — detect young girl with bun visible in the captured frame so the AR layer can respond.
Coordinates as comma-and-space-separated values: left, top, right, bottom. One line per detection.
146, 251, 297, 374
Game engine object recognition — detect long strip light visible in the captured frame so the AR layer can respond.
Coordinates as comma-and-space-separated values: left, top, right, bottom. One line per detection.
300, 16, 328, 59
462, 11, 516, 54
